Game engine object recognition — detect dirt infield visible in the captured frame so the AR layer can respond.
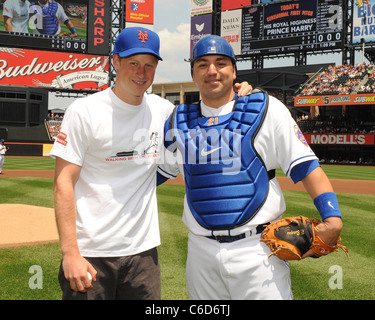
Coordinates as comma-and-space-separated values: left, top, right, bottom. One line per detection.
0, 204, 58, 248
0, 169, 374, 248
0, 170, 55, 179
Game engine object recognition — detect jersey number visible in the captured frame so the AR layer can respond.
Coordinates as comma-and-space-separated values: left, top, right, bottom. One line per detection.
207, 117, 218, 126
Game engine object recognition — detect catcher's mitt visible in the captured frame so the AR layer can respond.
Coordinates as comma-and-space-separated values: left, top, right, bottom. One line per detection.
58, 32, 71, 37
261, 216, 350, 261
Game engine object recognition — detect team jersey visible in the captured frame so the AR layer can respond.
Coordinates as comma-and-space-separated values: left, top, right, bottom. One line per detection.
3, 0, 31, 33
50, 88, 174, 257
158, 94, 318, 237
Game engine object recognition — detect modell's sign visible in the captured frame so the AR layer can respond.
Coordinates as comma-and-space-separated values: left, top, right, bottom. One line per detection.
0, 47, 109, 90
304, 134, 375, 145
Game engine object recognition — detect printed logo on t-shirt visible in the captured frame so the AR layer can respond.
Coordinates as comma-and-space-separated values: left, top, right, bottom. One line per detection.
106, 131, 159, 162
294, 125, 309, 147
56, 132, 68, 146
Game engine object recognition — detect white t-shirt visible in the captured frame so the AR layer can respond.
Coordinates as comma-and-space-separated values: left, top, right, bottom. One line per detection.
3, 0, 31, 33
159, 95, 318, 237
50, 88, 174, 257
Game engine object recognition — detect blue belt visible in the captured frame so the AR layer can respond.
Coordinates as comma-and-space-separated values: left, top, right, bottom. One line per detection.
206, 223, 270, 243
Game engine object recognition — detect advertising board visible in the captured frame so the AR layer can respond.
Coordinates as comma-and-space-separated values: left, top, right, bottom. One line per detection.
0, 47, 109, 90
0, 0, 111, 55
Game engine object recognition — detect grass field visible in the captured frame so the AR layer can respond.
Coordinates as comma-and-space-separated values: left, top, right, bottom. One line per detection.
3, 156, 375, 180
0, 157, 374, 300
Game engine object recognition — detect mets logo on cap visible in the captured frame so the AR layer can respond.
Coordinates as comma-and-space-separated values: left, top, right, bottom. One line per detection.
138, 30, 148, 43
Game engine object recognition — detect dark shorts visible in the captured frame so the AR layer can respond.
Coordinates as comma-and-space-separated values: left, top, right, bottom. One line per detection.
58, 247, 161, 300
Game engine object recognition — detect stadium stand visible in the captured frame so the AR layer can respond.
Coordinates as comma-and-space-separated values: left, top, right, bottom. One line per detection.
298, 62, 375, 96
45, 112, 64, 141
294, 62, 375, 165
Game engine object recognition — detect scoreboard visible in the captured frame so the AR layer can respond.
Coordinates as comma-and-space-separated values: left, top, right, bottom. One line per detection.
241, 0, 343, 56
0, 0, 110, 56
0, 33, 87, 53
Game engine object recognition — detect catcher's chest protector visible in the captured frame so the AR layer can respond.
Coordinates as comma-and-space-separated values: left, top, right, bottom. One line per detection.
31, 2, 59, 35
171, 91, 270, 229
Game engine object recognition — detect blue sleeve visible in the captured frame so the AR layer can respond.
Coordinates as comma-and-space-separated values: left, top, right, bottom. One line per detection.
157, 172, 169, 186
164, 114, 174, 149
290, 159, 320, 184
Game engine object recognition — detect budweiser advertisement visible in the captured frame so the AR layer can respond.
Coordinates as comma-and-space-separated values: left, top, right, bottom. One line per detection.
0, 47, 109, 91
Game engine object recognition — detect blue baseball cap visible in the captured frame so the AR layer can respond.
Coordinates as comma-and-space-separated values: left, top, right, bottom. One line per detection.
113, 27, 163, 61
191, 35, 235, 64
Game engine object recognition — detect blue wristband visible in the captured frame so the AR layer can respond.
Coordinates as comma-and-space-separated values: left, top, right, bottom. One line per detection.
70, 27, 77, 34
313, 192, 342, 221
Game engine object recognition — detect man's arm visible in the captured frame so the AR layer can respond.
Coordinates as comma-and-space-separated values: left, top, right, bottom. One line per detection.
64, 20, 77, 37
4, 16, 13, 32
54, 157, 96, 292
301, 166, 343, 258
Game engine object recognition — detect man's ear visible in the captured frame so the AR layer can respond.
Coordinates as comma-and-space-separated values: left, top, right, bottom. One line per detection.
113, 54, 120, 70
191, 68, 196, 83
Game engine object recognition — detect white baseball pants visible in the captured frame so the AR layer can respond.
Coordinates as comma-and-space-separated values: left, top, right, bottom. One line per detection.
0, 155, 4, 173
186, 231, 293, 300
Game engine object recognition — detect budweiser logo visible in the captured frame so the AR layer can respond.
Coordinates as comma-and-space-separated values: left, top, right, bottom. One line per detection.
0, 47, 109, 90
0, 54, 102, 80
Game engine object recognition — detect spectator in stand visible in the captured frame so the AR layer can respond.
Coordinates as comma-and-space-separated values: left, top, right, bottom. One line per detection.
299, 62, 375, 96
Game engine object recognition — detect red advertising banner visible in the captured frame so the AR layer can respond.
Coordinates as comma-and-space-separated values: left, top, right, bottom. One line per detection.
221, 0, 252, 11
126, 0, 154, 24
0, 48, 109, 91
304, 134, 375, 145
87, 0, 111, 55
294, 94, 375, 106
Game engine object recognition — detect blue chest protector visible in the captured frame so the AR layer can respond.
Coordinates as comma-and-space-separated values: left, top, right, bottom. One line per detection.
169, 90, 273, 230
31, 2, 59, 35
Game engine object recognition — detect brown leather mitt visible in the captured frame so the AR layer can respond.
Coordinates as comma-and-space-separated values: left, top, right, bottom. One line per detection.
260, 216, 350, 261
58, 32, 71, 37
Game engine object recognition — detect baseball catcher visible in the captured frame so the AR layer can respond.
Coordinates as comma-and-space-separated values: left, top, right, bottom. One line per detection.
30, 0, 78, 37
261, 216, 350, 261
158, 34, 346, 300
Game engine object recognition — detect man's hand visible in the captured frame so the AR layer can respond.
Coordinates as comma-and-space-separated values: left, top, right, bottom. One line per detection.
234, 81, 253, 97
302, 217, 343, 258
62, 253, 97, 292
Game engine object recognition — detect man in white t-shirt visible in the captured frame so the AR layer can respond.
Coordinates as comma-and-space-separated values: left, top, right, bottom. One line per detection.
50, 27, 174, 300
3, 0, 31, 33
51, 24, 252, 298
158, 35, 344, 300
